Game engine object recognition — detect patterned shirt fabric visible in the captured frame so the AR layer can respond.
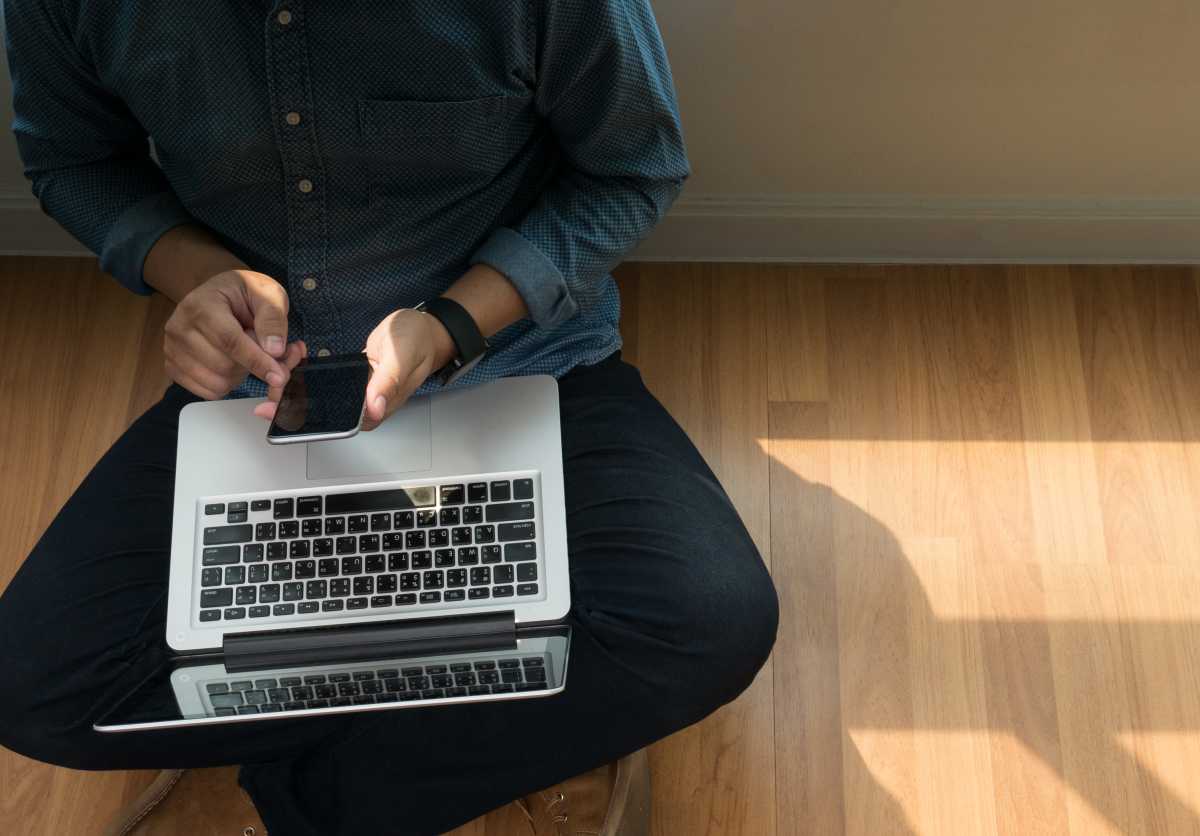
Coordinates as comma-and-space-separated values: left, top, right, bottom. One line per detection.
4, 0, 689, 398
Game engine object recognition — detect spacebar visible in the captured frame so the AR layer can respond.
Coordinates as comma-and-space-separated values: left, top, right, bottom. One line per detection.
325, 487, 435, 513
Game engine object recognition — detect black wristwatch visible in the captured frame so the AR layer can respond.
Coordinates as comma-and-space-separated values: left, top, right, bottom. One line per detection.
415, 297, 489, 386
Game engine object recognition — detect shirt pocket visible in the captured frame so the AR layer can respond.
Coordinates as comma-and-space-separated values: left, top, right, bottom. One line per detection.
357, 94, 533, 203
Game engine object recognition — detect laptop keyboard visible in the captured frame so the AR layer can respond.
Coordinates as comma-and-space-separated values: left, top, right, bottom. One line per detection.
195, 477, 542, 624
202, 655, 551, 716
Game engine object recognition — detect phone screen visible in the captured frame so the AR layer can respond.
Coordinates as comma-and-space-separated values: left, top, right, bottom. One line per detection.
267, 353, 372, 443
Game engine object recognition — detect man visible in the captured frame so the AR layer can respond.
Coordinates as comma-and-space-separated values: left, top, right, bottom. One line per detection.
0, 1, 779, 833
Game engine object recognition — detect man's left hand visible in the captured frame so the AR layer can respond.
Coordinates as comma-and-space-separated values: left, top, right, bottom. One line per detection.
359, 307, 457, 431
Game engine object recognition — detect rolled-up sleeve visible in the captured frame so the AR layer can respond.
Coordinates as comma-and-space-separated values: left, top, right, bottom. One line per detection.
4, 0, 194, 294
469, 0, 690, 329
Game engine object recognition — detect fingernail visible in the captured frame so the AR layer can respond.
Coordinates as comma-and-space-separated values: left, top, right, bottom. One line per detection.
374, 395, 386, 415
265, 336, 284, 356
267, 372, 284, 387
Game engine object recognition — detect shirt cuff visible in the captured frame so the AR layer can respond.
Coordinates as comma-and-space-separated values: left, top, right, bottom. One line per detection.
468, 227, 578, 329
99, 190, 195, 296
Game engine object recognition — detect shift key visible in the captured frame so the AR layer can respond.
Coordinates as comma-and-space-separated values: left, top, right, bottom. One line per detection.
203, 524, 253, 545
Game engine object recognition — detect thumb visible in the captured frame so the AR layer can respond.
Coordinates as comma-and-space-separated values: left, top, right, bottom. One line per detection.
243, 274, 290, 358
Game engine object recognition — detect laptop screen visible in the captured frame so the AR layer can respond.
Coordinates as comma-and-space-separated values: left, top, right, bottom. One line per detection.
95, 627, 569, 731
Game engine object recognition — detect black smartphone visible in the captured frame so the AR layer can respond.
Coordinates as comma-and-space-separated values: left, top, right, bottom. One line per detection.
266, 352, 373, 445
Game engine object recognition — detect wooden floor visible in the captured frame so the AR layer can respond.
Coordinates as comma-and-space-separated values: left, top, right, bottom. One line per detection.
3, 258, 1200, 835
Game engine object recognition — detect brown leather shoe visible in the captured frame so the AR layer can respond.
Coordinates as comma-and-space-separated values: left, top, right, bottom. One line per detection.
517, 749, 651, 836
102, 767, 267, 836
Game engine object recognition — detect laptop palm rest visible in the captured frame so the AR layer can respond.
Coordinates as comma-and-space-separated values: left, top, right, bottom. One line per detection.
306, 395, 432, 480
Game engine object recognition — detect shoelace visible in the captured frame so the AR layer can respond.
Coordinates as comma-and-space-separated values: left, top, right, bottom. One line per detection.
516, 790, 569, 833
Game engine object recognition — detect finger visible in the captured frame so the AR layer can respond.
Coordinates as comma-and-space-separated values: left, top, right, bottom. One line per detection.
165, 345, 241, 396
244, 274, 290, 358
252, 401, 278, 421
360, 365, 422, 431
176, 329, 242, 379
165, 359, 223, 401
195, 308, 286, 387
263, 341, 308, 405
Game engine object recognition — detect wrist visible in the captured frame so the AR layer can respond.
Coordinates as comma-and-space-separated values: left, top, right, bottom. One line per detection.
418, 309, 459, 369
145, 223, 248, 304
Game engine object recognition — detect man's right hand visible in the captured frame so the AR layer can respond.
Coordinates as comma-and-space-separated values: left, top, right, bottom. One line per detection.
163, 269, 305, 400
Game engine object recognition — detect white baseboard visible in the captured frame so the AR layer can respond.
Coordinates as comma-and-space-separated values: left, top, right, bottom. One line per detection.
4, 190, 1200, 263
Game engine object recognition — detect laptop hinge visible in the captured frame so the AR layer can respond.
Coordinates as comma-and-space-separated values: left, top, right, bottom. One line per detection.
221, 611, 517, 673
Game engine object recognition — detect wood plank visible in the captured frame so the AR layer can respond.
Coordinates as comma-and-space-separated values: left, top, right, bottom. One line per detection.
766, 266, 828, 402
768, 402, 843, 836
634, 263, 776, 836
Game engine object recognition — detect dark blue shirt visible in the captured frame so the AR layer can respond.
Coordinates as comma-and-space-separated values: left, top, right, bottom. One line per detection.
4, 0, 689, 396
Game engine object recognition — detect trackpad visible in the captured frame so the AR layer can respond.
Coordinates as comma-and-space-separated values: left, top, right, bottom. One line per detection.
307, 396, 432, 480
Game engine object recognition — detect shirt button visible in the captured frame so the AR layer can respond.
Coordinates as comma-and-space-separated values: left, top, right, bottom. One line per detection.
277, 9, 292, 25
297, 179, 313, 193
285, 111, 301, 126
301, 277, 318, 291
316, 348, 332, 358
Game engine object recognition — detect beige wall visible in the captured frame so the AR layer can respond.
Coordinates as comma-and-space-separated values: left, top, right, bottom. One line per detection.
3, 1, 1200, 259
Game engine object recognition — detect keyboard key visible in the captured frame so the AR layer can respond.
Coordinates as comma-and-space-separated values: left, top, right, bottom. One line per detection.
435, 549, 456, 568
200, 609, 221, 622
251, 499, 272, 512
359, 534, 379, 552
489, 480, 511, 501
325, 486, 435, 514
268, 688, 290, 702
319, 558, 339, 577
278, 520, 300, 538
468, 587, 490, 600
457, 547, 479, 565
347, 514, 369, 533
324, 516, 346, 535
306, 580, 328, 599
499, 522, 536, 543
387, 553, 409, 572
513, 479, 534, 499
478, 670, 500, 684
322, 600, 345, 612
289, 540, 309, 559
224, 607, 246, 620
371, 595, 392, 608
242, 543, 264, 562
255, 522, 276, 541
330, 579, 351, 597
352, 576, 374, 595
312, 537, 333, 557
227, 510, 247, 524
494, 565, 514, 584
406, 531, 427, 549
283, 582, 304, 601
259, 583, 281, 602
468, 685, 491, 696
440, 484, 465, 505
365, 554, 385, 572
210, 692, 244, 708
474, 660, 496, 671
468, 482, 488, 502
273, 498, 294, 519
371, 513, 391, 531
235, 585, 256, 605
439, 507, 460, 527
517, 583, 539, 596
347, 597, 368, 610
481, 545, 502, 563
201, 588, 233, 608
201, 568, 222, 587
298, 601, 320, 614
517, 563, 538, 581
249, 605, 271, 618
382, 532, 405, 551
202, 546, 241, 566
204, 503, 225, 515
280, 677, 302, 687
445, 589, 466, 601
225, 566, 245, 585
243, 690, 267, 705
393, 511, 415, 529
451, 527, 472, 545
423, 570, 444, 589
429, 529, 449, 547
273, 603, 295, 616
494, 585, 515, 598
431, 674, 453, 688
336, 536, 357, 555
362, 680, 383, 694
378, 574, 398, 593
474, 525, 496, 544
295, 560, 317, 579
411, 551, 432, 570
420, 591, 442, 604
469, 566, 492, 585
302, 519, 323, 537
341, 556, 363, 575
501, 669, 523, 683
462, 506, 483, 524
395, 593, 417, 605
229, 502, 248, 514
504, 542, 537, 562
447, 569, 467, 588
271, 562, 293, 581
487, 502, 535, 523
400, 573, 420, 591
207, 682, 230, 694
296, 496, 322, 517
267, 542, 288, 560
259, 704, 283, 713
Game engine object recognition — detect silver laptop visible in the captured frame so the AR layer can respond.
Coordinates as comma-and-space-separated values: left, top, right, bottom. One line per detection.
95, 375, 571, 732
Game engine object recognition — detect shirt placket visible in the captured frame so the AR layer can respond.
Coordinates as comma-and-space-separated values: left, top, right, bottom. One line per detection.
265, 2, 337, 357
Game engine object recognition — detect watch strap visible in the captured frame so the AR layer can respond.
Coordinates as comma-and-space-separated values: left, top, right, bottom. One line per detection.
417, 297, 488, 377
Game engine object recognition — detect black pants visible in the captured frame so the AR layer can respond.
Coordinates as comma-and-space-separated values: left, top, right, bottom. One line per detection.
0, 354, 778, 836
